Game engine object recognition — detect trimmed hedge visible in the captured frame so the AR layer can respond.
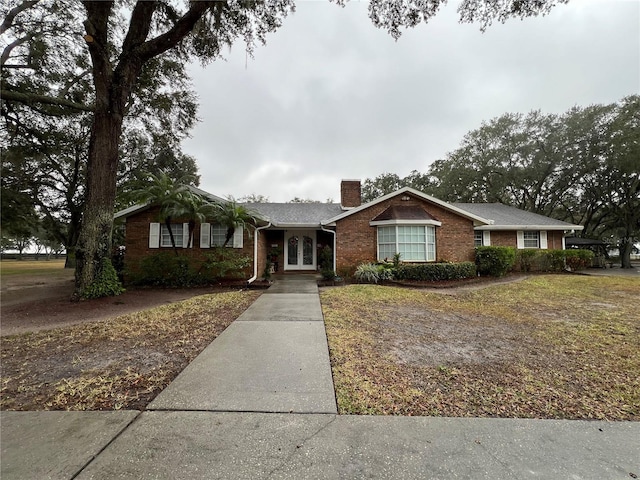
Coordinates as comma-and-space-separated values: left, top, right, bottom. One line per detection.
394, 262, 476, 281
127, 249, 251, 287
515, 249, 594, 272
475, 246, 516, 277
565, 249, 594, 270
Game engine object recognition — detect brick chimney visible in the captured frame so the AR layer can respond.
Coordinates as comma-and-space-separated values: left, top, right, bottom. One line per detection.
340, 179, 361, 209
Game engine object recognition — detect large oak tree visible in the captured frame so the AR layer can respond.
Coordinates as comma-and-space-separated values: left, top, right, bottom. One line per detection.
1, 0, 568, 298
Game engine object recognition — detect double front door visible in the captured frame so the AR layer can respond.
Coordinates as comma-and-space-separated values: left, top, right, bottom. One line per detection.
284, 230, 316, 271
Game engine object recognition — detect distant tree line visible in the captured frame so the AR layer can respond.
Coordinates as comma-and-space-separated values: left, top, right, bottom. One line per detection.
362, 96, 639, 268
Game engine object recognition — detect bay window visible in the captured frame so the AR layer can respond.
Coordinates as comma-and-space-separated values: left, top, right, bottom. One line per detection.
377, 225, 436, 262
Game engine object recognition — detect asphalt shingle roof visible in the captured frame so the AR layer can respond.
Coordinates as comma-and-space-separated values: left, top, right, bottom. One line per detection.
244, 203, 344, 226
452, 203, 578, 228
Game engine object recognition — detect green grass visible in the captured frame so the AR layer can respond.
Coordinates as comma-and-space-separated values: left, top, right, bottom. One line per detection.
321, 275, 640, 420
0, 259, 68, 276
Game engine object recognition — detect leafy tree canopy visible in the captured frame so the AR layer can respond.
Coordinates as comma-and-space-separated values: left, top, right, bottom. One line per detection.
1, 0, 568, 297
364, 95, 640, 268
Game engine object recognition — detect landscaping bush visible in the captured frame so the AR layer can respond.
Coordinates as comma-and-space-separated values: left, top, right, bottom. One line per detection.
354, 263, 393, 284
564, 249, 594, 271
321, 268, 337, 281
394, 262, 476, 281
337, 265, 357, 279
516, 249, 538, 273
128, 249, 251, 287
514, 249, 594, 273
318, 245, 333, 271
197, 248, 251, 282
129, 252, 194, 287
82, 258, 125, 299
475, 246, 516, 277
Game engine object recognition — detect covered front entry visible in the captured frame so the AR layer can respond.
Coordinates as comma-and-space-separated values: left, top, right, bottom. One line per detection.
284, 230, 316, 271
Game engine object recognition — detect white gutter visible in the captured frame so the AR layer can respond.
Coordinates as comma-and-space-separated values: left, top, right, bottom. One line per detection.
247, 222, 272, 284
320, 225, 337, 273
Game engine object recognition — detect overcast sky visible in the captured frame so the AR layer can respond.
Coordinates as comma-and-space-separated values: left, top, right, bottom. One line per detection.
182, 0, 639, 203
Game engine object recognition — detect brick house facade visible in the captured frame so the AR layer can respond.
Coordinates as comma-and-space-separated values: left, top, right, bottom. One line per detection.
115, 180, 583, 282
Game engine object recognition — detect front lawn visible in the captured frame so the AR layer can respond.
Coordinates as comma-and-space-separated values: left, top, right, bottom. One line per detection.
1, 290, 260, 410
321, 275, 640, 420
0, 259, 67, 277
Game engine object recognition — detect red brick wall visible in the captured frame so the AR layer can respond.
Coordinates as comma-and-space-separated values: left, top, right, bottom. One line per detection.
340, 180, 362, 208
334, 193, 475, 272
488, 230, 565, 250
124, 206, 255, 278
487, 231, 517, 248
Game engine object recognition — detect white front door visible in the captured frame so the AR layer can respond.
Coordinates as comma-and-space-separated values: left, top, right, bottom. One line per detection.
284, 230, 316, 271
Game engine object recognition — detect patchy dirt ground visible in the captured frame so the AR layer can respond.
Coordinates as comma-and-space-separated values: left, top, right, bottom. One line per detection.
1, 290, 261, 411
381, 308, 536, 366
0, 267, 248, 336
321, 275, 640, 420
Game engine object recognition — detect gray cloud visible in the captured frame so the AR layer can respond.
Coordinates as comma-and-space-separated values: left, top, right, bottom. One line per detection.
183, 0, 640, 202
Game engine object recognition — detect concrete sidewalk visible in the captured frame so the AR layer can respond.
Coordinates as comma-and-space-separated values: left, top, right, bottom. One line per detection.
148, 274, 337, 413
2, 411, 638, 479
2, 274, 639, 479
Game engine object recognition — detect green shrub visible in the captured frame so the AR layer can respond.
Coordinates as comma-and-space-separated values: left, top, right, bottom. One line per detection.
128, 249, 251, 287
318, 245, 333, 271
354, 263, 393, 284
337, 265, 357, 279
475, 246, 516, 277
354, 263, 380, 283
394, 262, 476, 281
321, 268, 337, 280
514, 248, 594, 273
198, 248, 251, 282
82, 258, 125, 299
516, 249, 538, 272
546, 250, 566, 272
129, 252, 193, 287
564, 249, 594, 271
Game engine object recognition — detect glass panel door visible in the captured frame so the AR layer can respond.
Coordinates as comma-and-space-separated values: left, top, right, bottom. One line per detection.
284, 231, 316, 270
287, 235, 299, 266
302, 235, 314, 266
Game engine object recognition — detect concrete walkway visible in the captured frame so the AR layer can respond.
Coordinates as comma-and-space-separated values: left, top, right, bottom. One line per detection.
149, 275, 336, 413
2, 274, 639, 479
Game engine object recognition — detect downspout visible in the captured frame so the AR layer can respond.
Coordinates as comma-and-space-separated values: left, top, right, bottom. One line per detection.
320, 224, 337, 273
248, 222, 272, 284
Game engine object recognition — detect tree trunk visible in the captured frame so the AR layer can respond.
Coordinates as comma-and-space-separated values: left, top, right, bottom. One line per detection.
165, 216, 179, 256
619, 238, 633, 269
73, 111, 123, 298
64, 248, 76, 268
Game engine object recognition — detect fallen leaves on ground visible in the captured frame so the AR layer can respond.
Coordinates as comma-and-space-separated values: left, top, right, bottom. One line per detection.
321, 275, 640, 420
1, 290, 261, 411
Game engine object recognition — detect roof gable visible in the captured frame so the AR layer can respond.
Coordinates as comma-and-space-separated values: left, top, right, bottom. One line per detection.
114, 185, 226, 219
323, 187, 493, 226
371, 205, 437, 222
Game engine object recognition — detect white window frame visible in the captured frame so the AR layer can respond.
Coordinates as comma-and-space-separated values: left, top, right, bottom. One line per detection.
160, 223, 186, 248
517, 230, 547, 249
523, 231, 540, 249
199, 222, 243, 249
474, 231, 491, 247
376, 225, 436, 262
474, 231, 483, 247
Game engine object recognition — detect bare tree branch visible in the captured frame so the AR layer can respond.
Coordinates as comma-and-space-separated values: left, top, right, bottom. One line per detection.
0, 0, 40, 35
0, 89, 93, 112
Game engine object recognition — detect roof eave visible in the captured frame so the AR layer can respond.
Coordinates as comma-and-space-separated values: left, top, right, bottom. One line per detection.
474, 225, 585, 231
114, 203, 150, 219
